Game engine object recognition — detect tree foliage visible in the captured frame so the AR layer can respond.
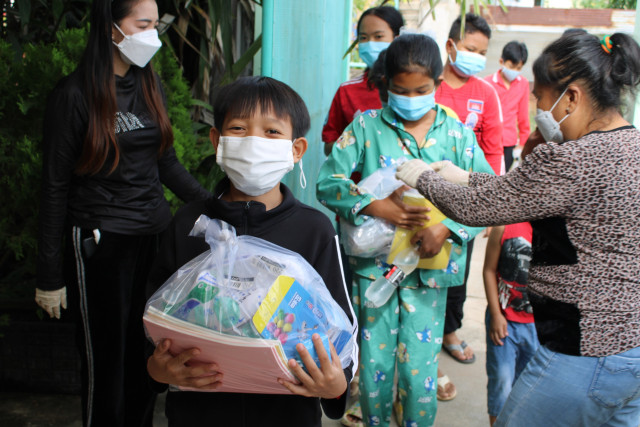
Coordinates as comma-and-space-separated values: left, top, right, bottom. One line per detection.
574, 0, 636, 8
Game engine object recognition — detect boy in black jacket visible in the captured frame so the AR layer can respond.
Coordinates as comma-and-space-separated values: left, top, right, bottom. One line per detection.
146, 76, 357, 427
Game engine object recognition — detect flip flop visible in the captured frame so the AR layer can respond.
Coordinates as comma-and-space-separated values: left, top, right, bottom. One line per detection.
443, 340, 476, 364
437, 375, 457, 401
350, 375, 359, 397
340, 401, 364, 427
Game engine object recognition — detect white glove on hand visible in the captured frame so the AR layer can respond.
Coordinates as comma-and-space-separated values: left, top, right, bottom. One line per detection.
35, 287, 67, 319
430, 161, 470, 186
395, 159, 433, 188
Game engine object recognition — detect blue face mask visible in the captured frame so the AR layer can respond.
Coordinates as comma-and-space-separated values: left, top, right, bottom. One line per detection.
449, 44, 486, 77
501, 67, 520, 82
359, 41, 391, 69
387, 90, 436, 121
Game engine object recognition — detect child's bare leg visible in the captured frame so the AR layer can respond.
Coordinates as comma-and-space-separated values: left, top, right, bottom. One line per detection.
351, 366, 360, 395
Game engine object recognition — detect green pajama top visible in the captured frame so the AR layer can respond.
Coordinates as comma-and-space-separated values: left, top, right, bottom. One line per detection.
316, 105, 495, 289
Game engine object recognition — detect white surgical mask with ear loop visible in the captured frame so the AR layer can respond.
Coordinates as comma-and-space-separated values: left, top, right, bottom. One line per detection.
534, 87, 570, 143
112, 23, 162, 68
298, 158, 307, 190
216, 136, 294, 196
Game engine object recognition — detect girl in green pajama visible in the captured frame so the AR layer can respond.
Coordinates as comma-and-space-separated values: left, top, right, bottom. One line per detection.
316, 34, 494, 427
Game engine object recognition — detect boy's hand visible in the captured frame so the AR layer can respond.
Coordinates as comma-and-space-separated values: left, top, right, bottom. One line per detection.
278, 334, 347, 399
411, 223, 451, 258
147, 339, 223, 390
361, 186, 430, 229
489, 312, 509, 346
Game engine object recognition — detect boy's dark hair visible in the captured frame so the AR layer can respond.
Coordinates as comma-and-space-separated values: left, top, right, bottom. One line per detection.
357, 6, 404, 37
448, 13, 491, 42
501, 41, 528, 65
213, 76, 311, 138
384, 34, 443, 82
533, 32, 640, 113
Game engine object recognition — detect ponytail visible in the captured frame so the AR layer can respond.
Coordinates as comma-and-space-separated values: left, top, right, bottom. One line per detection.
532, 32, 640, 113
608, 33, 640, 93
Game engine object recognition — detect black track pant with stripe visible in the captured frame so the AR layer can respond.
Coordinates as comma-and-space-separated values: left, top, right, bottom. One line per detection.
66, 227, 158, 427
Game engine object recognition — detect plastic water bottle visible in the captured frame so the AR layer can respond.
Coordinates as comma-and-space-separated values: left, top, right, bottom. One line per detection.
365, 246, 420, 308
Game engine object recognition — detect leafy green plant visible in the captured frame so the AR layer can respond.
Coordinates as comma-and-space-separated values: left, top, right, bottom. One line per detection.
152, 46, 223, 208
157, 0, 261, 112
0, 28, 86, 287
577, 0, 636, 7
421, 0, 508, 34
1, 0, 89, 57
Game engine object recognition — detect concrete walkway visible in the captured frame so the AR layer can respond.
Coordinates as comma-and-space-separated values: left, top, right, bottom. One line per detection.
0, 239, 490, 427
322, 237, 490, 427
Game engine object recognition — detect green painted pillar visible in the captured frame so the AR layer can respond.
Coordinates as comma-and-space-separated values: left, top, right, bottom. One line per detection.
260, 0, 274, 77
260, 0, 351, 218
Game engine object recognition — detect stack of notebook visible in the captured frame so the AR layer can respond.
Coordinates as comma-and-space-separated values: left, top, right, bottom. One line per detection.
143, 306, 297, 394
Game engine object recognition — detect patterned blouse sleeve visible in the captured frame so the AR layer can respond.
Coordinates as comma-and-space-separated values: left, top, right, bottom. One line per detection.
415, 142, 579, 227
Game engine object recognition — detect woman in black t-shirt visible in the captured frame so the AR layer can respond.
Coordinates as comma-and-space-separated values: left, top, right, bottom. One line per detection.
35, 1, 209, 425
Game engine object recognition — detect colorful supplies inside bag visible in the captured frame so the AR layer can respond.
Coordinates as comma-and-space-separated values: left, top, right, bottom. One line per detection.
340, 159, 406, 257
144, 215, 356, 393
253, 276, 351, 367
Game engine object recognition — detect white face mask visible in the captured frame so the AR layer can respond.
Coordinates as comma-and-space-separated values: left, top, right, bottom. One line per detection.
534, 87, 570, 143
216, 136, 295, 196
112, 23, 162, 68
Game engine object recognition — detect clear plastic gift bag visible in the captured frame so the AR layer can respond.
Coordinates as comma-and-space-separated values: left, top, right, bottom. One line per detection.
340, 159, 406, 258
144, 215, 355, 371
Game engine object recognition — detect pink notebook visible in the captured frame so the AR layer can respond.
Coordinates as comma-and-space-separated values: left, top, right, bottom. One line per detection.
143, 306, 297, 394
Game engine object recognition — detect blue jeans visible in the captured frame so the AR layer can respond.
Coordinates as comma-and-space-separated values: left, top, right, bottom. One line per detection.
495, 344, 640, 427
485, 309, 539, 417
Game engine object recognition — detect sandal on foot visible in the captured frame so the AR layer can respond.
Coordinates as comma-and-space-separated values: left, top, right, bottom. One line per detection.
341, 401, 363, 427
350, 375, 360, 397
437, 375, 457, 401
443, 340, 476, 364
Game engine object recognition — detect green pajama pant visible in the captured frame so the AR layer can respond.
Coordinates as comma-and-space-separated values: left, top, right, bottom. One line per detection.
353, 276, 448, 427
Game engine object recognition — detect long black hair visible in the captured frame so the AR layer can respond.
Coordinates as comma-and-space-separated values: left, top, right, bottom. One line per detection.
76, 0, 172, 175
532, 32, 640, 113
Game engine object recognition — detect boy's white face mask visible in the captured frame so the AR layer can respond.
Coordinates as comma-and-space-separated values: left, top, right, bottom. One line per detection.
112, 23, 162, 68
216, 136, 295, 196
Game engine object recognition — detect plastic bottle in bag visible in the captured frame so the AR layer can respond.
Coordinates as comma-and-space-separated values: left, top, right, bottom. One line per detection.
364, 246, 420, 307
